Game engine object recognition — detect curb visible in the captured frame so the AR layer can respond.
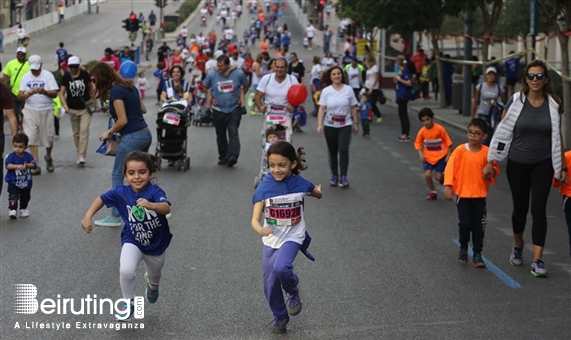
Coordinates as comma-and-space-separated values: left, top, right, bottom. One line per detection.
164, 0, 205, 42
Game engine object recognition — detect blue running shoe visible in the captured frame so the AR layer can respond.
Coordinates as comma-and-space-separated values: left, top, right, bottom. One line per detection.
330, 175, 338, 187
145, 272, 159, 303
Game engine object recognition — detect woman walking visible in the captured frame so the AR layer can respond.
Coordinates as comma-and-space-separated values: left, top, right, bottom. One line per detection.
394, 56, 412, 142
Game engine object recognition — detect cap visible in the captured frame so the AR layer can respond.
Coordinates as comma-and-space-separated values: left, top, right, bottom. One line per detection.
28, 55, 42, 70
17, 47, 27, 54
67, 56, 80, 66
214, 50, 224, 58
229, 46, 238, 54
485, 66, 497, 74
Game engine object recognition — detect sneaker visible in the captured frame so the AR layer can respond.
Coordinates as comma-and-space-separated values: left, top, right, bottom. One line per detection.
77, 155, 86, 165
339, 175, 349, 188
44, 155, 54, 172
217, 159, 229, 166
9, 210, 17, 219
294, 126, 304, 133
397, 134, 411, 142
19, 209, 29, 218
116, 301, 134, 321
426, 192, 437, 200
227, 156, 238, 167
330, 175, 338, 187
510, 246, 524, 266
271, 317, 289, 334
530, 259, 548, 277
286, 293, 302, 316
145, 272, 159, 303
54, 134, 60, 140
94, 216, 123, 227
472, 253, 486, 268
458, 248, 468, 264
376, 117, 383, 124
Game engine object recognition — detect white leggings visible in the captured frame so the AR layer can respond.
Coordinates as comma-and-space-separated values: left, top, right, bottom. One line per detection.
119, 243, 166, 300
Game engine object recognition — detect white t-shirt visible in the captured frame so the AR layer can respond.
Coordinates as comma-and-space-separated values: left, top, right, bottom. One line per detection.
197, 35, 205, 46
262, 193, 307, 248
200, 8, 208, 16
180, 28, 188, 38
365, 65, 379, 89
318, 84, 358, 128
306, 25, 315, 38
257, 73, 299, 107
311, 64, 322, 82
224, 28, 234, 40
205, 59, 217, 74
221, 9, 228, 18
230, 57, 245, 70
322, 57, 335, 70
19, 70, 59, 111
346, 65, 361, 89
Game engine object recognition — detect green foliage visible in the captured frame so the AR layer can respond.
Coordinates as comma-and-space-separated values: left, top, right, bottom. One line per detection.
178, 0, 200, 21
495, 0, 532, 38
165, 22, 177, 33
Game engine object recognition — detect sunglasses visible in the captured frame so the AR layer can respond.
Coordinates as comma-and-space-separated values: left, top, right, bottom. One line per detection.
526, 73, 545, 81
69, 65, 79, 69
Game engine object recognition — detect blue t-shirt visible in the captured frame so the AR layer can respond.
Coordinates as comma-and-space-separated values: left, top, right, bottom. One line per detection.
504, 57, 520, 79
100, 183, 172, 256
203, 69, 248, 113
4, 151, 36, 189
395, 68, 411, 100
359, 102, 372, 120
109, 84, 148, 135
56, 48, 67, 64
282, 34, 291, 46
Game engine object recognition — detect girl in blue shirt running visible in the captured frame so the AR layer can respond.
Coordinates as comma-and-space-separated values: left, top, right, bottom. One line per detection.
251, 141, 322, 334
81, 151, 172, 319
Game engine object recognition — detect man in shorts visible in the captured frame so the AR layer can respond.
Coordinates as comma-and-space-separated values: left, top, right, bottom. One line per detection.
17, 55, 59, 175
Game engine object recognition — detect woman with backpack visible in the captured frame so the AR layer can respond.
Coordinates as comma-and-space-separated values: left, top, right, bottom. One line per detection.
470, 67, 506, 145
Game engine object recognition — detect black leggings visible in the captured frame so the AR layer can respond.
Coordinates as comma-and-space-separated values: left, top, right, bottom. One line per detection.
396, 98, 410, 135
366, 89, 381, 118
323, 126, 352, 176
506, 158, 554, 247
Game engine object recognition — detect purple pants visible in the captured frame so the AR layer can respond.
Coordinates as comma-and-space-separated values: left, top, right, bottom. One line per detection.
263, 242, 300, 320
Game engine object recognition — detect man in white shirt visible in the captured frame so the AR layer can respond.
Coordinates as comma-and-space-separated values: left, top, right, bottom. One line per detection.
220, 8, 228, 26
224, 25, 234, 43
180, 26, 188, 45
306, 23, 315, 50
17, 55, 59, 174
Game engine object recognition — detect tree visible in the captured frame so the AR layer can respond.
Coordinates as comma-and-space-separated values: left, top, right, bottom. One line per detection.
477, 0, 504, 62
540, 0, 571, 143
335, 0, 384, 41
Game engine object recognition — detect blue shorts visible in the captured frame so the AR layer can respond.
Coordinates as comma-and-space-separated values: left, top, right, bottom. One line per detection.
423, 157, 447, 173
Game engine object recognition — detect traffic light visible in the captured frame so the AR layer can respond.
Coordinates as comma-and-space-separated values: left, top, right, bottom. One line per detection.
122, 18, 130, 31
318, 0, 324, 12
130, 18, 140, 32
155, 0, 167, 8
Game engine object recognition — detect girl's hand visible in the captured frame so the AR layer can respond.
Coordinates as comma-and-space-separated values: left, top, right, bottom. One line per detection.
316, 126, 323, 135
313, 184, 322, 196
99, 131, 110, 141
257, 227, 273, 237
136, 198, 153, 210
81, 217, 93, 233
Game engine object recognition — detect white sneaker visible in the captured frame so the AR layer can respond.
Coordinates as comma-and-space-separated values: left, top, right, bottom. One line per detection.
19, 209, 29, 218
77, 155, 86, 165
9, 210, 17, 219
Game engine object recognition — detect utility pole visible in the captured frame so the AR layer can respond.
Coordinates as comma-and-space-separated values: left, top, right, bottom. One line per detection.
530, 0, 538, 60
462, 10, 473, 117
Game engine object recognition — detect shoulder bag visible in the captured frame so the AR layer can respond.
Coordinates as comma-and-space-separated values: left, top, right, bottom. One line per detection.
96, 118, 121, 156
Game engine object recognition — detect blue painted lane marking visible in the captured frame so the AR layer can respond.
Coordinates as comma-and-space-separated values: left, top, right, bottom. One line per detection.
453, 239, 523, 289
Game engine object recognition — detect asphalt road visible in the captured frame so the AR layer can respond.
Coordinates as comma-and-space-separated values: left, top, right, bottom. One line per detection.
1, 1, 571, 339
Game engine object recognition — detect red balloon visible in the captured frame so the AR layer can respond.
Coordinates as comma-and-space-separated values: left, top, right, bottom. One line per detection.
287, 84, 308, 107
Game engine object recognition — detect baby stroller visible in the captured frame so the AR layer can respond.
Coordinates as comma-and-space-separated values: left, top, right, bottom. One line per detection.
254, 104, 293, 188
155, 102, 191, 171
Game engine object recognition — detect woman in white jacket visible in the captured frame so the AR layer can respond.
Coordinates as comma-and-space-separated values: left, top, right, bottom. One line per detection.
484, 59, 565, 277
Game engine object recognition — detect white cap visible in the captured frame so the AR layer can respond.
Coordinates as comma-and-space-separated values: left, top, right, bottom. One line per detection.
28, 55, 42, 70
485, 66, 497, 74
67, 56, 80, 66
17, 47, 27, 54
214, 50, 224, 58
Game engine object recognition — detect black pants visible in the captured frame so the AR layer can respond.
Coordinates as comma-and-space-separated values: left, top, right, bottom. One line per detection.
396, 98, 410, 135
432, 79, 439, 99
421, 81, 429, 98
457, 197, 487, 254
212, 108, 242, 161
507, 158, 553, 247
323, 126, 352, 177
365, 89, 381, 118
562, 196, 571, 258
361, 119, 370, 135
54, 114, 60, 135
8, 183, 31, 210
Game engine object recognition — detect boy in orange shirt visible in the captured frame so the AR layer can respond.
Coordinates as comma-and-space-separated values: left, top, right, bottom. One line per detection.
444, 118, 500, 268
414, 108, 453, 200
553, 150, 571, 258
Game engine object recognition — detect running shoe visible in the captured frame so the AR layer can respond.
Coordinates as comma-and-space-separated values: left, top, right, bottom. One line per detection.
330, 175, 338, 187
339, 175, 349, 188
397, 134, 411, 142
426, 192, 437, 200
271, 317, 289, 334
530, 259, 548, 277
510, 245, 524, 266
19, 209, 29, 218
145, 272, 159, 303
227, 156, 238, 167
472, 253, 486, 268
116, 301, 134, 321
94, 216, 123, 227
9, 210, 17, 219
376, 117, 383, 124
45, 155, 54, 172
286, 293, 302, 316
458, 248, 468, 264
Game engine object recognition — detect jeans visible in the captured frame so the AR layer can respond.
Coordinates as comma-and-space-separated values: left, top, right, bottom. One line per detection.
396, 98, 410, 135
323, 125, 352, 176
111, 129, 152, 217
456, 197, 486, 254
506, 158, 553, 247
263, 242, 300, 320
212, 108, 242, 161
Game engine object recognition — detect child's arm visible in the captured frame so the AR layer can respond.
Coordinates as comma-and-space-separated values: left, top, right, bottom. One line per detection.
487, 162, 500, 184
81, 197, 105, 233
417, 149, 425, 163
309, 184, 323, 199
251, 201, 273, 236
136, 198, 171, 215
6, 163, 25, 171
